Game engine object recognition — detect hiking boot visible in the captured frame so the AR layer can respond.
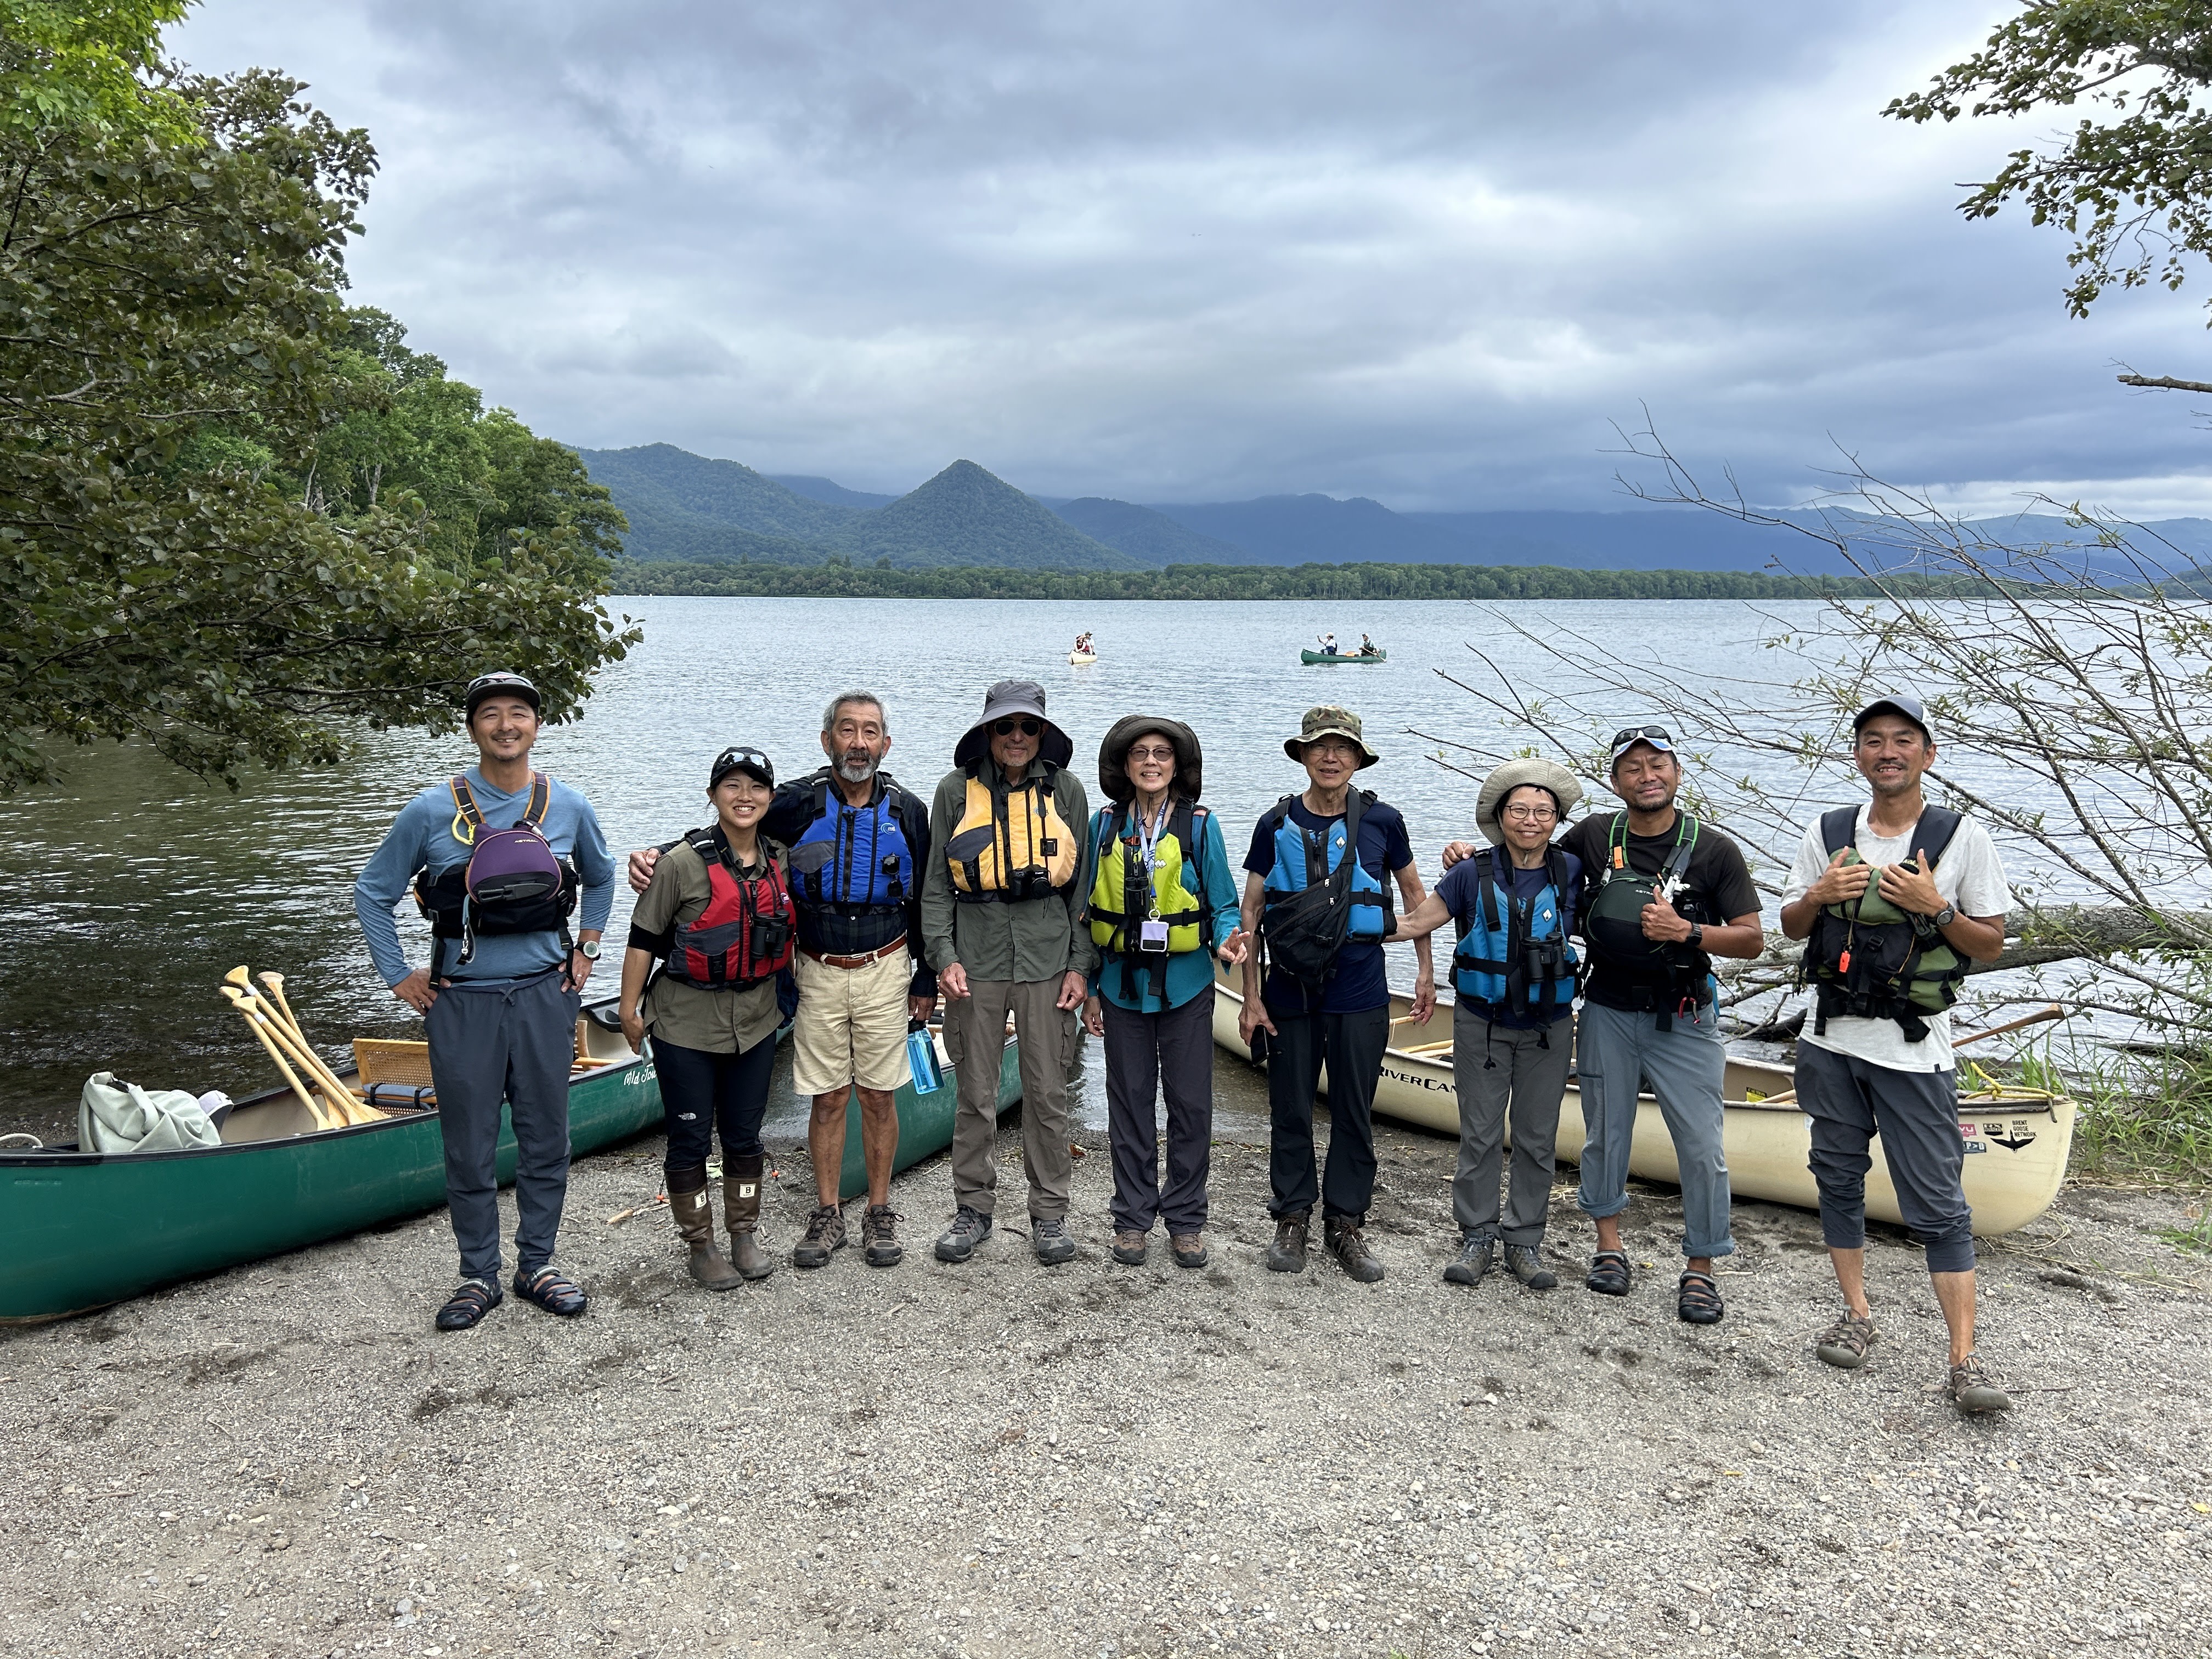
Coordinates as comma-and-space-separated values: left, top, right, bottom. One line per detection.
934, 1205, 992, 1262
1948, 1352, 2012, 1414
1325, 1218, 1385, 1284
1504, 1243, 1558, 1290
669, 1181, 743, 1293
1110, 1229, 1149, 1266
1442, 1235, 1494, 1286
860, 1205, 903, 1268
723, 1154, 772, 1281
792, 1203, 847, 1269
1815, 1312, 1878, 1370
1031, 1215, 1076, 1265
1170, 1233, 1208, 1269
1265, 1212, 1310, 1274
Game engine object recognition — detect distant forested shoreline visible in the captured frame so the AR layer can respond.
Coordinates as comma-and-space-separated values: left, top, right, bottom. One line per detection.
610, 559, 1990, 601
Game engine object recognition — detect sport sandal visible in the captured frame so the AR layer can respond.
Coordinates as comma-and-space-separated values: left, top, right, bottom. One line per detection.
1585, 1250, 1632, 1296
1816, 1312, 1878, 1369
511, 1266, 588, 1317
1677, 1269, 1724, 1325
436, 1278, 501, 1332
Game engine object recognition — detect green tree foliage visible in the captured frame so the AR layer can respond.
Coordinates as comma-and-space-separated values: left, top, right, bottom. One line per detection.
1, 1, 193, 139
1888, 2, 2212, 319
0, 30, 635, 792
611, 559, 1982, 602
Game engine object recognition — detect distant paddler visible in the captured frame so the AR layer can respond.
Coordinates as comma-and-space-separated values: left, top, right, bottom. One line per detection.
353, 670, 613, 1333
1073, 715, 1248, 1269
1357, 633, 1380, 658
1385, 760, 1584, 1290
1316, 630, 1338, 657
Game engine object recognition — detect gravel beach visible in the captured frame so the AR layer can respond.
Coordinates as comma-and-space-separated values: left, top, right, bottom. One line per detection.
5, 1085, 2210, 1659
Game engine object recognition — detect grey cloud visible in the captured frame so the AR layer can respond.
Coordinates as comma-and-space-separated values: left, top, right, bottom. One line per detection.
174, 1, 2212, 512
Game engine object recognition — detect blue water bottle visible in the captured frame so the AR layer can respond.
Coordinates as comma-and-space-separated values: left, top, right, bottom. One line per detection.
906, 1019, 943, 1094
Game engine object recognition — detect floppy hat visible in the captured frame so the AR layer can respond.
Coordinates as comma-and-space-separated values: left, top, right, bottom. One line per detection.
1474, 759, 1584, 847
1283, 704, 1379, 769
1852, 692, 1933, 742
1097, 714, 1203, 804
709, 744, 775, 788
952, 678, 1075, 770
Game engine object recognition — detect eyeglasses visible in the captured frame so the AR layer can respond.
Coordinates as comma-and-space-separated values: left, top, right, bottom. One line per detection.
992, 718, 1042, 737
1500, 803, 1557, 822
1610, 725, 1672, 749
1126, 744, 1177, 762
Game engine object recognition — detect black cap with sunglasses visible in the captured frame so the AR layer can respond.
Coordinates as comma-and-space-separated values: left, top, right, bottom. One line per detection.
952, 679, 1074, 769
463, 670, 541, 719
709, 746, 775, 788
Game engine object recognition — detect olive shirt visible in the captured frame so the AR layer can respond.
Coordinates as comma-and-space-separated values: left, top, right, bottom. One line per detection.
630, 837, 784, 1054
919, 759, 1094, 985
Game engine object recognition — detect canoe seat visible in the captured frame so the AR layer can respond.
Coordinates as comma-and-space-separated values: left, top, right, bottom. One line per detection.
353, 1038, 433, 1092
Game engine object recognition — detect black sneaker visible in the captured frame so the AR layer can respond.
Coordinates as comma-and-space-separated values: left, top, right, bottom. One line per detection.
1442, 1236, 1494, 1286
792, 1204, 847, 1269
934, 1205, 992, 1262
1031, 1215, 1076, 1265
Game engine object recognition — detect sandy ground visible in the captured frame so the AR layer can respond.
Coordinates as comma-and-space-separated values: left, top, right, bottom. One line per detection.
4, 1093, 2210, 1659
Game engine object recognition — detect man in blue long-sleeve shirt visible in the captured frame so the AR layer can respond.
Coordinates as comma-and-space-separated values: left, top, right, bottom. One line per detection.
353, 672, 614, 1332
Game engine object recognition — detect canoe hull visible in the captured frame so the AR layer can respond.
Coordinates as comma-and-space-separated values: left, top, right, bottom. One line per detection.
1210, 966, 2070, 1236
1068, 652, 1097, 665
1300, 650, 1387, 664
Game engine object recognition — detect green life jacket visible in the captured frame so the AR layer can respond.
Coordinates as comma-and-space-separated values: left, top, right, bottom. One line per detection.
1582, 811, 1708, 1029
1799, 805, 1968, 1043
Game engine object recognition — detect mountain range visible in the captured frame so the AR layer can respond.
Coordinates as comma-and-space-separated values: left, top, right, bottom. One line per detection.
573, 443, 2212, 577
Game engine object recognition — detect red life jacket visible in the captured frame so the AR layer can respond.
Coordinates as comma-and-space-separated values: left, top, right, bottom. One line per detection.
662, 827, 795, 990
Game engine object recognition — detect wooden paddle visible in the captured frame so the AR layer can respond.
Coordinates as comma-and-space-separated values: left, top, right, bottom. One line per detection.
1756, 1004, 2068, 1106
220, 989, 334, 1131
256, 970, 384, 1122
222, 985, 362, 1127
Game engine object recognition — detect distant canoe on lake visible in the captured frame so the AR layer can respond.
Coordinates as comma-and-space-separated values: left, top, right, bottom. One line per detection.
1301, 648, 1387, 664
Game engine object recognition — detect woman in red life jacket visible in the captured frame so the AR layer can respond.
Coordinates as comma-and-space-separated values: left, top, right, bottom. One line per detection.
620, 746, 795, 1290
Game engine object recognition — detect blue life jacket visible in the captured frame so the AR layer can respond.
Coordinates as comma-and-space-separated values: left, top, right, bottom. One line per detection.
1259, 790, 1391, 957
783, 771, 923, 956
1451, 846, 1578, 1019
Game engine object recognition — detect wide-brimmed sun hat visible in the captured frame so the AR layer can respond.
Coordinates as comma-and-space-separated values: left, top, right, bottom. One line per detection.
1283, 704, 1379, 769
1474, 759, 1584, 846
952, 678, 1075, 770
1097, 714, 1203, 804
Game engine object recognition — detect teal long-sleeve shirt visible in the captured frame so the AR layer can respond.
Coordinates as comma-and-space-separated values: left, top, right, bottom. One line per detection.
354, 768, 613, 987
1071, 800, 1241, 1013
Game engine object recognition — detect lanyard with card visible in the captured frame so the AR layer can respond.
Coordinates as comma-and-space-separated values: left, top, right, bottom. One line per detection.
1135, 801, 1171, 952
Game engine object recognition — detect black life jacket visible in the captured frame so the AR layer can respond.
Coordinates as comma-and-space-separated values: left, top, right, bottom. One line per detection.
413, 774, 580, 977
659, 829, 796, 991
1799, 805, 1968, 1043
1581, 812, 1709, 1028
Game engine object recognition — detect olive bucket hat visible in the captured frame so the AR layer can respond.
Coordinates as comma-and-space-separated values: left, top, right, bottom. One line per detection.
1473, 758, 1583, 846
1283, 704, 1379, 769
1097, 714, 1203, 805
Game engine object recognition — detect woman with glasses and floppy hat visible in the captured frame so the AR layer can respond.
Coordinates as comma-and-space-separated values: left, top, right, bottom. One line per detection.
619, 744, 797, 1291
353, 670, 613, 1332
920, 680, 1094, 1267
1387, 759, 1584, 1292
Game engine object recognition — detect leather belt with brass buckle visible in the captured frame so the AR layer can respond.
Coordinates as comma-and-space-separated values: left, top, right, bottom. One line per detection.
802, 934, 907, 971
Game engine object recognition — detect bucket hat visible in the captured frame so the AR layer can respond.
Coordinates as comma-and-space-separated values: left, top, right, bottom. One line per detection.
952, 678, 1075, 770
1097, 714, 1203, 805
1474, 759, 1584, 847
1283, 704, 1379, 769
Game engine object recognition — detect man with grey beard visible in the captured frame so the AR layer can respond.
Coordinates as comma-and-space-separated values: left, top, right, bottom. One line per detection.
629, 692, 936, 1270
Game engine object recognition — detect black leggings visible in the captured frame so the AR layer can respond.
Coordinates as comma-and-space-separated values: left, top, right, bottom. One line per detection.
653, 1034, 776, 1176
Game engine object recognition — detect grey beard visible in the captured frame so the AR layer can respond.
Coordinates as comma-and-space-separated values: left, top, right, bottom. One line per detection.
836, 755, 878, 784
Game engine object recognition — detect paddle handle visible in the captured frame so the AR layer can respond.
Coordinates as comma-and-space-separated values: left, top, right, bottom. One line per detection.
257, 980, 385, 1123
228, 1003, 332, 1131
1953, 1004, 2066, 1049
252, 1002, 366, 1124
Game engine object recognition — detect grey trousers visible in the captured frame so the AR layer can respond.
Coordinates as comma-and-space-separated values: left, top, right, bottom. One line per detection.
424, 969, 579, 1284
1796, 1040, 1976, 1273
1101, 989, 1214, 1235
1450, 1003, 1571, 1245
1574, 998, 1735, 1259
946, 978, 1076, 1221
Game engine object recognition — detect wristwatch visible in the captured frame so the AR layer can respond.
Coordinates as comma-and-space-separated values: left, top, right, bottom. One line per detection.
578, 939, 603, 960
1930, 906, 1956, 930
1687, 924, 1705, 950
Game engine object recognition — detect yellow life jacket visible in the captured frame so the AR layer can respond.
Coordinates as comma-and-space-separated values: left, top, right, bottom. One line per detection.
944, 764, 1079, 902
1087, 799, 1206, 955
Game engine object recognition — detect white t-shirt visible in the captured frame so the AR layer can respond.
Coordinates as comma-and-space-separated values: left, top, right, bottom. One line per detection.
1782, 804, 2012, 1074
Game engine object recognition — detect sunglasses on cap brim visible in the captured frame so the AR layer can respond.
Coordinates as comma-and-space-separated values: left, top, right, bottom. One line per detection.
991, 718, 1043, 736
1609, 725, 1673, 752
713, 747, 770, 775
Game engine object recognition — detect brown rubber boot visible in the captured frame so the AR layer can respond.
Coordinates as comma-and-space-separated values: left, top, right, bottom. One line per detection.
723, 1153, 773, 1282
668, 1171, 742, 1292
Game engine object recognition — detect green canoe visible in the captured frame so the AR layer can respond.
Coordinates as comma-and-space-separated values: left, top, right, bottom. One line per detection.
1301, 648, 1387, 664
0, 998, 1021, 1324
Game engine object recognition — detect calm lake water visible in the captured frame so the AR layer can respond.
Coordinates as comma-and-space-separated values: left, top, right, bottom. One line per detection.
0, 595, 1855, 1144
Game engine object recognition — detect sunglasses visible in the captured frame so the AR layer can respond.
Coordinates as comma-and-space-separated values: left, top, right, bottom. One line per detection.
714, 746, 770, 774
992, 718, 1042, 737
1610, 725, 1672, 749
465, 671, 537, 699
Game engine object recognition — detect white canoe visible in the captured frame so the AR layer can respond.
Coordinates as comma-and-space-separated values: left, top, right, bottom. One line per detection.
1209, 964, 2073, 1237
1069, 651, 1098, 665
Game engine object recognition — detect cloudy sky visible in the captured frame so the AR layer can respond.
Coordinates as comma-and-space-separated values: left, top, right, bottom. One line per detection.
172, 1, 2212, 514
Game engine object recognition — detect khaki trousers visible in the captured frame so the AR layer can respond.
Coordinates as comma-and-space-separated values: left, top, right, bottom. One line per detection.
946, 977, 1075, 1221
